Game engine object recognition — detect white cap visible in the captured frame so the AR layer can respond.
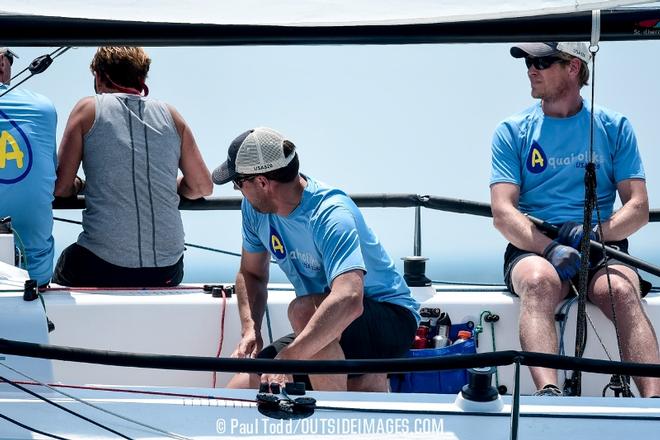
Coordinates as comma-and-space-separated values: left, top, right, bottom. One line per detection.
510, 42, 591, 63
213, 127, 296, 185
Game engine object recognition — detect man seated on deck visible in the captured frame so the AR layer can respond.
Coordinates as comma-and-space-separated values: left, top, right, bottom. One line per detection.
490, 42, 660, 397
0, 48, 57, 288
213, 127, 420, 391
52, 47, 212, 287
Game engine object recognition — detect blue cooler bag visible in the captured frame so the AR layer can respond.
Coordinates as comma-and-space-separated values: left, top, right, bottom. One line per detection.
390, 324, 477, 394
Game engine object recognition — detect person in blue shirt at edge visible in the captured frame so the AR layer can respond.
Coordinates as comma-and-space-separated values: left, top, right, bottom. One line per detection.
52, 47, 212, 287
0, 48, 57, 288
490, 42, 660, 397
213, 127, 420, 392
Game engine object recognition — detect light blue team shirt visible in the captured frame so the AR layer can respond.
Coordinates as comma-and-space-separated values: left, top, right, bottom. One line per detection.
242, 175, 420, 324
0, 85, 57, 285
490, 100, 645, 225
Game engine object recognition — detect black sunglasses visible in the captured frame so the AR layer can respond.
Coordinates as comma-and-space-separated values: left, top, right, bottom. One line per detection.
524, 56, 565, 70
233, 174, 258, 188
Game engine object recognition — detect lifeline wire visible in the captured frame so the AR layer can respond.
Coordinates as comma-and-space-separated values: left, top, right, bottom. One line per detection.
0, 361, 191, 440
0, 375, 134, 439
0, 412, 70, 440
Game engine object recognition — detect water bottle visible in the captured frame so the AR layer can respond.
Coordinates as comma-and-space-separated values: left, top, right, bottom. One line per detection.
453, 330, 472, 345
432, 333, 450, 348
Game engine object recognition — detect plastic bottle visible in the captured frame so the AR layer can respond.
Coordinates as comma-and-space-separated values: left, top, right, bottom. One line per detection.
413, 326, 429, 349
453, 330, 472, 345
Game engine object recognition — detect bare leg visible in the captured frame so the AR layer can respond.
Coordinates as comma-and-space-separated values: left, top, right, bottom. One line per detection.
589, 265, 660, 397
288, 295, 347, 391
512, 255, 569, 391
348, 374, 389, 392
225, 372, 260, 389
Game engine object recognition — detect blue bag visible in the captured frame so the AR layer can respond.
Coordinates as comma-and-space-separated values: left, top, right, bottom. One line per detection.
390, 322, 477, 394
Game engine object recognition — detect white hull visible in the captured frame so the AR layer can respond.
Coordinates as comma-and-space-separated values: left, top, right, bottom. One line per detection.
36, 283, 660, 397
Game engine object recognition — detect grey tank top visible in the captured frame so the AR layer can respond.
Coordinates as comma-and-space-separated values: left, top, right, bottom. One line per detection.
77, 94, 184, 268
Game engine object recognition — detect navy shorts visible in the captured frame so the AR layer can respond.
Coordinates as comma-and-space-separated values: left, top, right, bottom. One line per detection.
503, 238, 651, 297
52, 243, 184, 287
257, 296, 418, 388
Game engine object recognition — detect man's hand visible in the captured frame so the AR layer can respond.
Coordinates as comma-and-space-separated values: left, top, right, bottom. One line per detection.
543, 240, 581, 280
260, 373, 293, 390
557, 221, 600, 250
231, 332, 263, 359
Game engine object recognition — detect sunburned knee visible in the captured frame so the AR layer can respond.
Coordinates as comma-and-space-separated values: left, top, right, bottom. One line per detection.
516, 271, 564, 306
287, 297, 317, 333
590, 278, 640, 313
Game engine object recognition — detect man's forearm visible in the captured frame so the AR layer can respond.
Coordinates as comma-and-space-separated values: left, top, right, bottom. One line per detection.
280, 273, 364, 360
493, 206, 553, 255
235, 271, 268, 336
599, 202, 648, 242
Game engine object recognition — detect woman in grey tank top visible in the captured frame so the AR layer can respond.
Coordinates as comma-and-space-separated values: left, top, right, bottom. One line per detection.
53, 47, 212, 287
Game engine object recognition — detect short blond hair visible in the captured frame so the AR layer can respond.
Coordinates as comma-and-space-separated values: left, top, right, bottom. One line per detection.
558, 52, 590, 88
90, 47, 151, 90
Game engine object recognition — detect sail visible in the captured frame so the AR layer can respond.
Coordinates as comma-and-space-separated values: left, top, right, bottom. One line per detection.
0, 0, 653, 26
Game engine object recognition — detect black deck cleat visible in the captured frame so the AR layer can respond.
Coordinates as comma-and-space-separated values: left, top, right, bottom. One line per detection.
284, 382, 306, 395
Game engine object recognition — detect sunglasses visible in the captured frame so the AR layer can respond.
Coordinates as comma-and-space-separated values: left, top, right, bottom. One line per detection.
233, 174, 257, 188
524, 56, 565, 70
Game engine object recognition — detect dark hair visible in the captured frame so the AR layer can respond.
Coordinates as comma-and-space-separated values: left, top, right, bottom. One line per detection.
262, 140, 299, 183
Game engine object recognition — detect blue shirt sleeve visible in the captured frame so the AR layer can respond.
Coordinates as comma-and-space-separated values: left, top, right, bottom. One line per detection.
241, 199, 266, 253
313, 201, 366, 285
490, 121, 522, 186
613, 117, 645, 183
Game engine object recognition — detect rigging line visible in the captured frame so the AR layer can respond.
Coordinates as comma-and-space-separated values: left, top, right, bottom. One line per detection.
589, 44, 631, 397
53, 216, 279, 264
0, 363, 191, 440
12, 381, 256, 404
566, 284, 614, 362
212, 288, 228, 388
0, 375, 134, 440
1, 47, 71, 98
0, 411, 71, 440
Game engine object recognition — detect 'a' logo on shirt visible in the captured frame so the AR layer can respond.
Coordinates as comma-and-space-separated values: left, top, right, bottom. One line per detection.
526, 141, 547, 174
269, 226, 286, 260
0, 110, 33, 184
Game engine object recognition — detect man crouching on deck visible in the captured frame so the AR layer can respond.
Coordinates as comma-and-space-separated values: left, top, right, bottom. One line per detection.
213, 127, 420, 391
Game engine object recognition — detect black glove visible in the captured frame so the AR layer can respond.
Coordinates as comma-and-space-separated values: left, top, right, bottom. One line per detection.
557, 221, 600, 250
543, 240, 581, 281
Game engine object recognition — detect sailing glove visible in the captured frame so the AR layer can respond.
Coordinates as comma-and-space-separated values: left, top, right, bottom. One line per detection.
557, 221, 600, 250
543, 240, 581, 280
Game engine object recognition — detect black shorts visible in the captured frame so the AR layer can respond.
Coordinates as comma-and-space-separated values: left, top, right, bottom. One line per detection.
257, 296, 418, 388
52, 243, 184, 287
503, 238, 651, 297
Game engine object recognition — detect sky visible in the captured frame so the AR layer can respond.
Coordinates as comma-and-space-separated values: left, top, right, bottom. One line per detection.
10, 40, 660, 285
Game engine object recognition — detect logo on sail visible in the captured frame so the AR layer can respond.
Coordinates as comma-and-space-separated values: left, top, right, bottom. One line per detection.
526, 141, 547, 174
0, 112, 33, 184
269, 226, 287, 260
